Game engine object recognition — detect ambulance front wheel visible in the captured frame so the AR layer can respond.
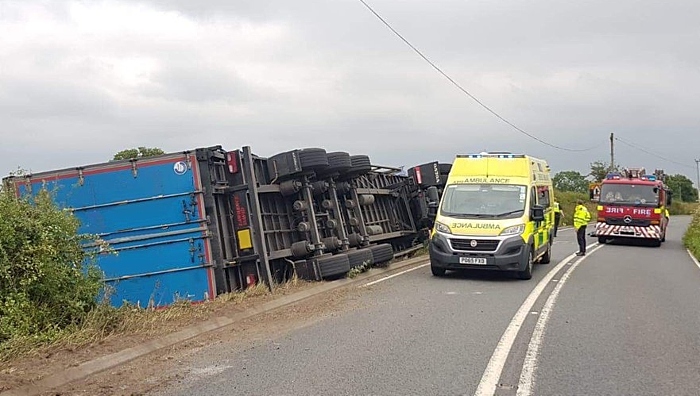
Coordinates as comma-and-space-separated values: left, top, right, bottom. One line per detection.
431, 263, 446, 277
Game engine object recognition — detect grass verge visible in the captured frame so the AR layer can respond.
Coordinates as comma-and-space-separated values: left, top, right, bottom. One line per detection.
682, 207, 700, 260
0, 280, 300, 364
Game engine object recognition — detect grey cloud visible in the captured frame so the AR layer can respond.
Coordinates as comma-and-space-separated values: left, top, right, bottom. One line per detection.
1, 0, 699, 179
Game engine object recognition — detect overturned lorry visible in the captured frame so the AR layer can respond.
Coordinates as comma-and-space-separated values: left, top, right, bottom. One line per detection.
4, 145, 439, 307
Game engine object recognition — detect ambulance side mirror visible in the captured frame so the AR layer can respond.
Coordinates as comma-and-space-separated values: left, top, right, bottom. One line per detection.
531, 205, 545, 222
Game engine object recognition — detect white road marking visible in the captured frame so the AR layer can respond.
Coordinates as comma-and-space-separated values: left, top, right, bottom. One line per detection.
472, 243, 599, 396
687, 249, 700, 271
361, 262, 430, 287
516, 244, 604, 396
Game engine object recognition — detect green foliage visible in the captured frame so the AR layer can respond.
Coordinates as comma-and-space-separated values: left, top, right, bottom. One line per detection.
665, 174, 698, 203
668, 201, 699, 216
553, 189, 597, 226
589, 160, 620, 183
0, 187, 105, 347
112, 147, 165, 161
553, 171, 588, 193
683, 208, 700, 262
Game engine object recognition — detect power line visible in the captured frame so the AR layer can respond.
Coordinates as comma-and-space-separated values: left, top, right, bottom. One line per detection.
357, 0, 603, 153
614, 136, 695, 169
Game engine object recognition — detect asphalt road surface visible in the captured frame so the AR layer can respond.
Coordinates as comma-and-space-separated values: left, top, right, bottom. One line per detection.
151, 216, 700, 396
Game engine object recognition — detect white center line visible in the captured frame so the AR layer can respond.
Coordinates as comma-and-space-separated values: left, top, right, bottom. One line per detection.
473, 243, 599, 396
516, 244, 604, 396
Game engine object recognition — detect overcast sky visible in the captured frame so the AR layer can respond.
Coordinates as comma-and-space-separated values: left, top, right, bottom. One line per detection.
1, 0, 698, 181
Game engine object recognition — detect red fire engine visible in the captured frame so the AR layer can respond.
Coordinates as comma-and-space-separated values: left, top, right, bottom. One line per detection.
594, 167, 671, 247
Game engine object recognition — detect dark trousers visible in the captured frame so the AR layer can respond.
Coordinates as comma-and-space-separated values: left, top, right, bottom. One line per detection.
576, 226, 587, 253
553, 213, 561, 237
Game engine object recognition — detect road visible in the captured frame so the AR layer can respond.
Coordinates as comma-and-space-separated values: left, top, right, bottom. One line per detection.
150, 216, 700, 396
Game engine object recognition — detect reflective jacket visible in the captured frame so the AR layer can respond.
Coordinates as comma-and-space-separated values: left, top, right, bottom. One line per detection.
553, 202, 561, 214
573, 204, 591, 229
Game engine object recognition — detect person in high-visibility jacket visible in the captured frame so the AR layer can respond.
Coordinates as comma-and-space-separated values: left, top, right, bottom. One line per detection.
573, 200, 591, 256
553, 201, 563, 237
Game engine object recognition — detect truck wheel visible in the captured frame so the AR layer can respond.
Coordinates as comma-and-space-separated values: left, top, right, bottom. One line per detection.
598, 236, 607, 244
347, 248, 373, 269
648, 239, 662, 248
517, 248, 534, 280
431, 263, 446, 277
369, 243, 394, 266
298, 148, 329, 172
316, 253, 351, 279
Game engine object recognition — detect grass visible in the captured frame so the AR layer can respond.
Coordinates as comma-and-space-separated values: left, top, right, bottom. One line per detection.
0, 280, 296, 363
683, 207, 700, 261
669, 201, 699, 216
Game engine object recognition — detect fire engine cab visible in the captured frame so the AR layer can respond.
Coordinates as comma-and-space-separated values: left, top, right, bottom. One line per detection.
594, 167, 671, 247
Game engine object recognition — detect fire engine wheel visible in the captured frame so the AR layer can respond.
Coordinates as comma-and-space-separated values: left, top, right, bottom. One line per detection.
598, 236, 608, 244
648, 239, 662, 248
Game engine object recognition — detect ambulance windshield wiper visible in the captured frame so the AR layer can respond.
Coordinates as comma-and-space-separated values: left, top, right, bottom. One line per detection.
494, 209, 524, 217
451, 213, 491, 218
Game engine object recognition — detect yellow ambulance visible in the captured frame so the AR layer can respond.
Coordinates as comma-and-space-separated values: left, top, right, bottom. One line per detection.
427, 152, 555, 280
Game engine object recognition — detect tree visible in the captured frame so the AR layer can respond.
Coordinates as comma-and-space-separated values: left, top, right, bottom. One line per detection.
553, 171, 588, 193
665, 174, 698, 202
113, 147, 165, 161
589, 160, 620, 182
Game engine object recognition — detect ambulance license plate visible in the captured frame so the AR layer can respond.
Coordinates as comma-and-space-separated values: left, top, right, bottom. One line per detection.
459, 257, 488, 265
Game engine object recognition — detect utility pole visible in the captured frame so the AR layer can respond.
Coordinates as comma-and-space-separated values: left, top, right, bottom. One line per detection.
610, 132, 615, 171
695, 158, 700, 202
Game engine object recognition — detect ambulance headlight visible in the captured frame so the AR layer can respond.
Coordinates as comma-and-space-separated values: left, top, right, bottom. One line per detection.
435, 222, 452, 234
500, 224, 525, 236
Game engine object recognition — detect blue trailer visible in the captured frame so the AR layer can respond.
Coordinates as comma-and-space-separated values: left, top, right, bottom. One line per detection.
4, 147, 253, 308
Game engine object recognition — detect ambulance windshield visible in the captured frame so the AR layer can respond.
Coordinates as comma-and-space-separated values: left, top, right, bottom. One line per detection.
440, 184, 527, 219
599, 184, 659, 206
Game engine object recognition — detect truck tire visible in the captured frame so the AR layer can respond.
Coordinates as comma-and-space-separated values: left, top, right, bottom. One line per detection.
347, 248, 373, 269
298, 148, 329, 172
317, 253, 351, 279
319, 152, 352, 175
369, 243, 394, 266
598, 236, 608, 244
343, 155, 372, 177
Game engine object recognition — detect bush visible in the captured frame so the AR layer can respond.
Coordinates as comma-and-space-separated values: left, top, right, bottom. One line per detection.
0, 187, 104, 347
668, 201, 699, 216
683, 208, 700, 260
